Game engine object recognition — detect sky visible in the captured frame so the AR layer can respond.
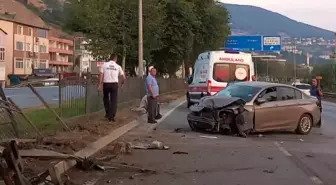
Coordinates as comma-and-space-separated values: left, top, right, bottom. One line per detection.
221, 0, 336, 32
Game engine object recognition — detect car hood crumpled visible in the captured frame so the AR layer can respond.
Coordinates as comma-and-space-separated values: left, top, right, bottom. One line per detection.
189, 96, 246, 112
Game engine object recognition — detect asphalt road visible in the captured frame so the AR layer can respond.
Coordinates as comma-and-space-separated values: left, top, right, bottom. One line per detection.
90, 99, 336, 185
3, 86, 85, 109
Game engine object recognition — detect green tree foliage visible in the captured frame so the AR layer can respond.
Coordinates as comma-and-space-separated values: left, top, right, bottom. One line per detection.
64, 0, 231, 75
311, 63, 336, 90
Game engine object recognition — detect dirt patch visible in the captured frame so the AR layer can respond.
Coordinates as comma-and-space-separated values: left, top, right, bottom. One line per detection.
16, 91, 185, 179
62, 131, 178, 185
160, 91, 186, 103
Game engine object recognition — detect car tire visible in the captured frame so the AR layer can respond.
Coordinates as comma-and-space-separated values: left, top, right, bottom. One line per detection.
188, 120, 200, 131
295, 114, 313, 135
186, 92, 191, 108
187, 101, 193, 108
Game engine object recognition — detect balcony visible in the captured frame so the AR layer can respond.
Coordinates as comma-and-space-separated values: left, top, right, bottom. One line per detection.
49, 37, 74, 46
49, 60, 73, 66
49, 47, 73, 55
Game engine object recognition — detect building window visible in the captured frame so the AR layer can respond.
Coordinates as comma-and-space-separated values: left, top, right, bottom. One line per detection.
39, 45, 47, 53
37, 29, 47, 38
28, 28, 33, 36
34, 44, 39, 52
0, 48, 4, 61
39, 60, 47, 68
26, 43, 31, 52
16, 42, 24, 51
15, 58, 24, 69
25, 59, 31, 68
17, 26, 23, 35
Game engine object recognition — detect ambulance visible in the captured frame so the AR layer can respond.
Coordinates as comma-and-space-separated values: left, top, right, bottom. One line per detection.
187, 50, 255, 107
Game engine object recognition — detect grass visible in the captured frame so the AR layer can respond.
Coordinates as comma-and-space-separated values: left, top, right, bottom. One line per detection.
23, 98, 92, 130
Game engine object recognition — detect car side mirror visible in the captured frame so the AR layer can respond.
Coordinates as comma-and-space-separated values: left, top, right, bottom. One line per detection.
256, 98, 267, 105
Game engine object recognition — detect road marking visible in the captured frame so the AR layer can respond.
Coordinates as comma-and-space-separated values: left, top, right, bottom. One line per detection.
310, 176, 324, 184
147, 100, 186, 132
157, 100, 186, 124
274, 142, 292, 156
274, 142, 325, 185
5, 95, 19, 98
52, 98, 59, 101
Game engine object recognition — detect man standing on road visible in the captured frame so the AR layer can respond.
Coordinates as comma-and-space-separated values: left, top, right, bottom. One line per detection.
146, 67, 162, 123
310, 78, 323, 113
98, 54, 126, 122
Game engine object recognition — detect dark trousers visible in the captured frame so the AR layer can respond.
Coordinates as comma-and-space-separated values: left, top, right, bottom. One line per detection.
147, 96, 160, 121
103, 83, 118, 119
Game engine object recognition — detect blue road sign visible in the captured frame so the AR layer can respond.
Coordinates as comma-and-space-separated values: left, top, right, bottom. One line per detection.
263, 36, 281, 52
224, 36, 263, 52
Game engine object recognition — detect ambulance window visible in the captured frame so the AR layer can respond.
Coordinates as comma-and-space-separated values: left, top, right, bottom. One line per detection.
213, 64, 230, 82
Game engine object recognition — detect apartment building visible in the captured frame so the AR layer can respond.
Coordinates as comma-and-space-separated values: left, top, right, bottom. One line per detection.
0, 0, 49, 85
79, 40, 95, 72
49, 36, 74, 73
0, 28, 6, 88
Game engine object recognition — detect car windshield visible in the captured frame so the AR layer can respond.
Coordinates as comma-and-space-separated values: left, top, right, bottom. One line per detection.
216, 84, 261, 102
295, 84, 311, 90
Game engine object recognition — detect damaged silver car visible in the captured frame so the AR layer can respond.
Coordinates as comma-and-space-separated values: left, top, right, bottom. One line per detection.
187, 82, 322, 136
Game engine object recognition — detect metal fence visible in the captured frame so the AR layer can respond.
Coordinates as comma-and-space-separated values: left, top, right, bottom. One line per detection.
58, 74, 187, 116
0, 75, 187, 140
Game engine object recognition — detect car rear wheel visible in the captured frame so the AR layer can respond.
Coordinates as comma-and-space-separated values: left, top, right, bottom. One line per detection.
295, 114, 313, 135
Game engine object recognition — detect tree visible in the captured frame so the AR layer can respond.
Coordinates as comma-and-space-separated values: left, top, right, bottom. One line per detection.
152, 0, 196, 75
64, 0, 231, 75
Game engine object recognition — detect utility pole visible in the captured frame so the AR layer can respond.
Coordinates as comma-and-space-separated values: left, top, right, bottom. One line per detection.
138, 0, 143, 78
293, 44, 297, 81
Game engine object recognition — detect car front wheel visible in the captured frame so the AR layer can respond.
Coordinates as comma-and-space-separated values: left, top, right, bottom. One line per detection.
295, 114, 313, 135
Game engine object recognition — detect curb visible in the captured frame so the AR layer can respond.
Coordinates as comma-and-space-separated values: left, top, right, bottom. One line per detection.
45, 95, 186, 181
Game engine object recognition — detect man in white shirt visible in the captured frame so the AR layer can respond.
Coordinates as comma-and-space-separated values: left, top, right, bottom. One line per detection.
98, 54, 126, 122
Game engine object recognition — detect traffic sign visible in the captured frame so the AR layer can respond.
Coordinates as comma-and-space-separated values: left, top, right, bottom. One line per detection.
224, 35, 282, 52
224, 36, 263, 52
263, 36, 281, 52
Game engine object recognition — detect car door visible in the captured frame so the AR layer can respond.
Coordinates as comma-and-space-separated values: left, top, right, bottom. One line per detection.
274, 86, 302, 130
254, 87, 283, 131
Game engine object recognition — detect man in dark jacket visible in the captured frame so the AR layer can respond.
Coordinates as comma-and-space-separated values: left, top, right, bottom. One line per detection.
310, 78, 323, 113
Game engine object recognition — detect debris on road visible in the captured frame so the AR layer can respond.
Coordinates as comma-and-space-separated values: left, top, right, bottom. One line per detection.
200, 135, 218, 139
299, 138, 304, 142
82, 178, 99, 185
173, 151, 188, 155
104, 162, 157, 174
174, 128, 189, 133
132, 140, 169, 150
305, 154, 314, 158
258, 134, 264, 138
267, 157, 273, 160
263, 166, 278, 174
263, 169, 275, 174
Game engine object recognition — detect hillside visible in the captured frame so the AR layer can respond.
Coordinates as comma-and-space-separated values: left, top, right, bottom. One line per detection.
26, 1, 335, 39
223, 3, 335, 39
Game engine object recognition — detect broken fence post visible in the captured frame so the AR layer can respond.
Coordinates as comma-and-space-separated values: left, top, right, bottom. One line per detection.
27, 84, 70, 131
